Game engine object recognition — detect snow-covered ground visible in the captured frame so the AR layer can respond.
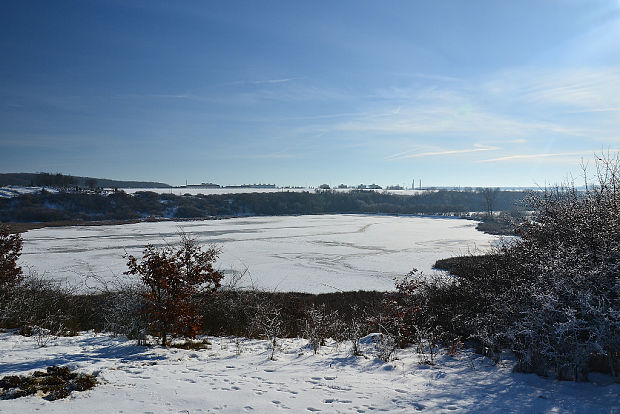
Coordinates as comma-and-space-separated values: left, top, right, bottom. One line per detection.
19, 215, 497, 293
1, 331, 618, 413
0, 186, 57, 198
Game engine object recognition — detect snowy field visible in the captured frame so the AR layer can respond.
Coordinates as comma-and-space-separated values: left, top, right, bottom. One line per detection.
1, 331, 618, 413
0, 186, 58, 198
19, 215, 496, 293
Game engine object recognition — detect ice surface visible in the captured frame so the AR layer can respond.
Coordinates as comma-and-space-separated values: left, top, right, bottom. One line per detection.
19, 214, 497, 293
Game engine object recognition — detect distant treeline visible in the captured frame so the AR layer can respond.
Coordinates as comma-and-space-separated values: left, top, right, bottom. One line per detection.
0, 172, 171, 189
0, 189, 528, 223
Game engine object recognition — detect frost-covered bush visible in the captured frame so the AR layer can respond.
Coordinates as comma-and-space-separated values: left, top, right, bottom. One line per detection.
2, 274, 75, 344
338, 305, 369, 356
303, 304, 340, 354
498, 157, 620, 380
373, 270, 464, 364
408, 156, 620, 380
459, 156, 620, 379
0, 225, 22, 306
101, 287, 149, 345
250, 301, 284, 360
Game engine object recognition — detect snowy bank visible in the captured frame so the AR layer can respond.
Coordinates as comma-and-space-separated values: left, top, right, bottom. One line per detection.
0, 332, 618, 413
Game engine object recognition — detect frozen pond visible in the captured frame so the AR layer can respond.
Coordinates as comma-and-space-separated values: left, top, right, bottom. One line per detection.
19, 214, 497, 293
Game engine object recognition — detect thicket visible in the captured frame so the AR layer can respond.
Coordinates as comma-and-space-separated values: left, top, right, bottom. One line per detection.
0, 188, 527, 224
423, 157, 620, 380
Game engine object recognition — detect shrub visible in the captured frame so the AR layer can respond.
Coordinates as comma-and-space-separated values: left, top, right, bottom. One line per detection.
497, 157, 620, 379
0, 366, 96, 401
2, 275, 76, 346
125, 233, 223, 345
428, 155, 620, 380
250, 300, 283, 360
0, 225, 22, 297
303, 304, 339, 354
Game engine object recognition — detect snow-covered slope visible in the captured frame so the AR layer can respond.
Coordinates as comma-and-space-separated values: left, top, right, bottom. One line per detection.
0, 332, 617, 413
0, 186, 56, 198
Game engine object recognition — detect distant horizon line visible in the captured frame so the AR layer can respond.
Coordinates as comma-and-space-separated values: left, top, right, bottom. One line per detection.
0, 171, 576, 190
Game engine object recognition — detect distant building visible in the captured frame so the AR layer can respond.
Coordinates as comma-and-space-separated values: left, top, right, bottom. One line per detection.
185, 182, 221, 188
223, 184, 276, 189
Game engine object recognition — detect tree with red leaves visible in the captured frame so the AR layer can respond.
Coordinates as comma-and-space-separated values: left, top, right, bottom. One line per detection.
125, 234, 222, 346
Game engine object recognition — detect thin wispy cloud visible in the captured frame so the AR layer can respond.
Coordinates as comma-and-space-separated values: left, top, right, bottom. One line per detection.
479, 151, 601, 163
387, 144, 499, 160
221, 77, 304, 87
567, 107, 620, 114
484, 68, 620, 113
115, 93, 212, 102
391, 72, 461, 83
250, 78, 302, 85
334, 104, 583, 138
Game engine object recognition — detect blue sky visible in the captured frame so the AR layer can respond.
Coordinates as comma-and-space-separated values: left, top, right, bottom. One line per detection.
2, 0, 620, 187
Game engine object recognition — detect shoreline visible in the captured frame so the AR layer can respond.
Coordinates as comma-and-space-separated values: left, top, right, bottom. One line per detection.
3, 212, 494, 235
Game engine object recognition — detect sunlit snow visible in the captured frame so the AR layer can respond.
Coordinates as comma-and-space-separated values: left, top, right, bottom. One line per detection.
19, 214, 496, 293
1, 332, 617, 413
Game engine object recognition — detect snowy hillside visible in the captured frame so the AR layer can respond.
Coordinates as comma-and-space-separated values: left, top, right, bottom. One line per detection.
0, 331, 618, 413
0, 186, 56, 198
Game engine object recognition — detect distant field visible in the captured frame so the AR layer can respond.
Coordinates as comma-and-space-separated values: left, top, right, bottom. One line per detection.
19, 214, 496, 293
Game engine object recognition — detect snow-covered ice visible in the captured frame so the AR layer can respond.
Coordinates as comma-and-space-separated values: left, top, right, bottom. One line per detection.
0, 331, 617, 413
19, 214, 497, 293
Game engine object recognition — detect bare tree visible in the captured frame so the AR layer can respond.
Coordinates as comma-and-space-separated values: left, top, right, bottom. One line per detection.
480, 187, 500, 217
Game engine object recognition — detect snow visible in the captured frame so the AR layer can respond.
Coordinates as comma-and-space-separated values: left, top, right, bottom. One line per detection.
0, 331, 617, 413
19, 214, 496, 293
0, 186, 57, 198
